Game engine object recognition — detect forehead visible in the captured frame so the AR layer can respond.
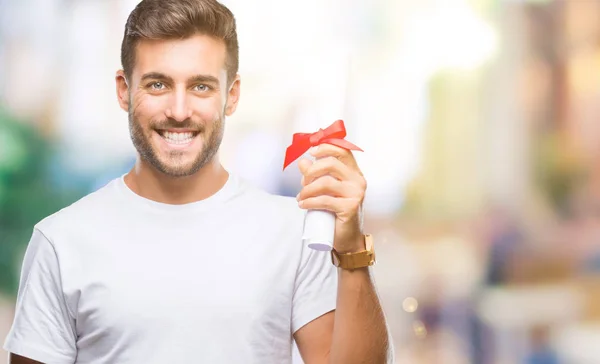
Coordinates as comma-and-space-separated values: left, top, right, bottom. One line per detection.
132, 34, 227, 80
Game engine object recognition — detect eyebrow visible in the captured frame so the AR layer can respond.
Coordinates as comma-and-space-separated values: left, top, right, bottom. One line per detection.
140, 72, 219, 86
188, 74, 220, 85
140, 72, 173, 83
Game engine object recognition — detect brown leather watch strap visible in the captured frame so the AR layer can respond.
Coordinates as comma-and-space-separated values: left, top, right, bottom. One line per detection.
331, 235, 375, 270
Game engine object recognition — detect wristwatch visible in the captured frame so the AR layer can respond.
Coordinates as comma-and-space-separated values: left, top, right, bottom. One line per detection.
331, 234, 376, 270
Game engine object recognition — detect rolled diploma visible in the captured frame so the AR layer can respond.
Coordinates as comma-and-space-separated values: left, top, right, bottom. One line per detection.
302, 154, 335, 251
303, 209, 335, 251
298, 53, 353, 251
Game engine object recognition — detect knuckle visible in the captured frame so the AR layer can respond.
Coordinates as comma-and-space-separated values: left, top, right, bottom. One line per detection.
358, 176, 367, 190
325, 175, 337, 186
319, 156, 336, 170
318, 175, 334, 189
353, 183, 365, 197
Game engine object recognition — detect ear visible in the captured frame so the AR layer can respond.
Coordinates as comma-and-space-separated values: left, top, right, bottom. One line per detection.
116, 70, 130, 112
225, 74, 241, 117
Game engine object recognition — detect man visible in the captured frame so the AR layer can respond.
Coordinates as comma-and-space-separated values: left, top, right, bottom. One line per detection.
4, 0, 391, 363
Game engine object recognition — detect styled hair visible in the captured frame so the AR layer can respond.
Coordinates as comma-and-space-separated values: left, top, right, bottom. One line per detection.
121, 0, 239, 84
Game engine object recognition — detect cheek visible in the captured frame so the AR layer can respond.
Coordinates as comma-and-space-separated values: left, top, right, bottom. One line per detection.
132, 94, 165, 121
193, 99, 223, 124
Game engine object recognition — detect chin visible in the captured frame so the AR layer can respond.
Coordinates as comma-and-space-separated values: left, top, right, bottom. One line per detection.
158, 166, 199, 178
149, 157, 198, 177
145, 143, 215, 177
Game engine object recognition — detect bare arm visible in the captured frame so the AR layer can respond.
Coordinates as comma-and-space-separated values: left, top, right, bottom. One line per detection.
329, 266, 388, 363
294, 312, 334, 364
9, 353, 43, 364
294, 143, 391, 363
294, 266, 389, 364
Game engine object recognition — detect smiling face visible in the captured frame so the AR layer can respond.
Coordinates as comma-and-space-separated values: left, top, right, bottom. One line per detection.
116, 34, 240, 177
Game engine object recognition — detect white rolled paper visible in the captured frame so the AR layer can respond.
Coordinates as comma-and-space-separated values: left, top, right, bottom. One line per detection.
303, 209, 336, 251
295, 51, 353, 252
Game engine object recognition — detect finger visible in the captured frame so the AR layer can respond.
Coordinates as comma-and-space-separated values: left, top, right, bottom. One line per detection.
298, 158, 313, 175
303, 156, 355, 185
310, 144, 359, 169
298, 159, 314, 187
298, 195, 340, 213
297, 175, 358, 201
298, 195, 362, 216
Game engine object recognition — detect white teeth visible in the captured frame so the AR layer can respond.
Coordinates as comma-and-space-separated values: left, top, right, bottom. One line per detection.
162, 131, 194, 145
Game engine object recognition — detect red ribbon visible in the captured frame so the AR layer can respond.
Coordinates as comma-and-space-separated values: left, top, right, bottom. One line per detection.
283, 119, 363, 170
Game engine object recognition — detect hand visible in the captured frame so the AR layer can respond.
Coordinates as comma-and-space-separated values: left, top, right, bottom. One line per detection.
296, 144, 367, 253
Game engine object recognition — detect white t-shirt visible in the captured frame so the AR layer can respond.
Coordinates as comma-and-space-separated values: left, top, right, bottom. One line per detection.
3, 173, 338, 363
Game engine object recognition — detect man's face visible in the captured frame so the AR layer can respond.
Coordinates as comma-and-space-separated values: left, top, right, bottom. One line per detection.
117, 35, 239, 177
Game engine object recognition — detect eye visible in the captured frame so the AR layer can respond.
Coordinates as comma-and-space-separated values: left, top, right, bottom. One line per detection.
194, 84, 210, 92
149, 82, 165, 90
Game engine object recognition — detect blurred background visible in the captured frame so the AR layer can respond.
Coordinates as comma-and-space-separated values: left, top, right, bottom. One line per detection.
2, 0, 600, 363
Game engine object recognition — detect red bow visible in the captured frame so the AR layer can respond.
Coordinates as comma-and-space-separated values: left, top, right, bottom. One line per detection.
283, 119, 363, 170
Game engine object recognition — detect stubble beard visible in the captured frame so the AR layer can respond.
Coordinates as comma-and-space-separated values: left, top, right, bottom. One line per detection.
128, 108, 225, 178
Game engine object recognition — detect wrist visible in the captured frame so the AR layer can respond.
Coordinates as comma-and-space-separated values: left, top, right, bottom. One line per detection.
334, 235, 366, 254
331, 235, 375, 270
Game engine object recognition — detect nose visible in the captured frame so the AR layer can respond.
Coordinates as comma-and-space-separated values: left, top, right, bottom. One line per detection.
165, 89, 192, 122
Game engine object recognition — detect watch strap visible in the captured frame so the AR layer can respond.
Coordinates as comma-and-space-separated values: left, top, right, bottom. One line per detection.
331, 234, 375, 270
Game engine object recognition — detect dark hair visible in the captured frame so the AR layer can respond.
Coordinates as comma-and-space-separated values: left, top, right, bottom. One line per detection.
121, 0, 239, 84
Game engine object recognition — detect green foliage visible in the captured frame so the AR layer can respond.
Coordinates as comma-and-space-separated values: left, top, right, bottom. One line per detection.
0, 109, 81, 297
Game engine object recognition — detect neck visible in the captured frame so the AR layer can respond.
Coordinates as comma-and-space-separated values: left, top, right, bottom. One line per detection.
124, 157, 229, 205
